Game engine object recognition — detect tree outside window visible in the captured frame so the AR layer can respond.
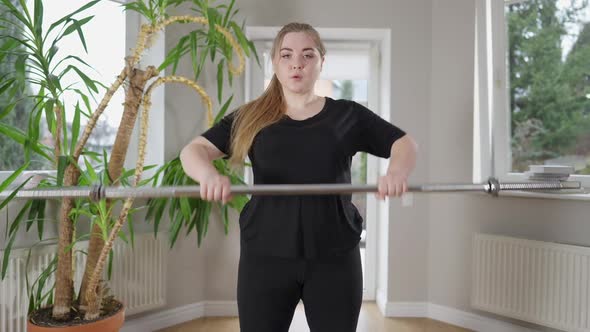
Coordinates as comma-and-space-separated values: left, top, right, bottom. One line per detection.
506, 0, 590, 174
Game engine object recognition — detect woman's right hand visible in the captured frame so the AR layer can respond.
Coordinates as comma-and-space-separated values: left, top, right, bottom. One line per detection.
199, 172, 233, 204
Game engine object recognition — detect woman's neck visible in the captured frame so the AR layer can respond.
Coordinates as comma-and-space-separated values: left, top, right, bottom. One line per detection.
282, 91, 319, 111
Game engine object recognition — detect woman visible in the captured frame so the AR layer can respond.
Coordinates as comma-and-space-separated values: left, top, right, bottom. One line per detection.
180, 22, 418, 332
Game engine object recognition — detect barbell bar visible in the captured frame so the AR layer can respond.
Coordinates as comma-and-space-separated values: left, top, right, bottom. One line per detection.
0, 177, 582, 202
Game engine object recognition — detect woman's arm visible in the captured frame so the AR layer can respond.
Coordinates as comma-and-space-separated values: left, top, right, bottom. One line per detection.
180, 136, 232, 203
377, 134, 418, 199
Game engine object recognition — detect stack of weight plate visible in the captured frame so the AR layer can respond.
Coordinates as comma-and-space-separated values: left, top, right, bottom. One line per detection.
524, 165, 574, 181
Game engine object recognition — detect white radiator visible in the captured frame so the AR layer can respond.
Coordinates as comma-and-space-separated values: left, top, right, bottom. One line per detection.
473, 233, 590, 332
0, 233, 166, 332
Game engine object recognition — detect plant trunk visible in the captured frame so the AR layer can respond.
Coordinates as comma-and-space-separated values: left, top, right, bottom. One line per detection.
78, 65, 157, 310
51, 164, 80, 320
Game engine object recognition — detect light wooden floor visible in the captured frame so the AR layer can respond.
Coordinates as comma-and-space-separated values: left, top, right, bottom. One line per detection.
158, 302, 472, 332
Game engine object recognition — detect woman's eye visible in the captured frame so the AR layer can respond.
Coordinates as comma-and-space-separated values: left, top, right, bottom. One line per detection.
281, 54, 291, 59
304, 54, 314, 59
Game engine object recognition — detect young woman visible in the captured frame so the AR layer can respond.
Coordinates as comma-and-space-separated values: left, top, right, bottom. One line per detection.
180, 22, 418, 332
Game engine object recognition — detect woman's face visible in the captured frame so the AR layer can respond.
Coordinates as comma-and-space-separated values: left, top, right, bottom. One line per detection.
273, 32, 323, 95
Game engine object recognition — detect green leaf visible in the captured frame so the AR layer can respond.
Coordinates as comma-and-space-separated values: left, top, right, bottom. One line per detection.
1, 232, 17, 279
56, 156, 68, 187
221, 204, 229, 234
229, 22, 250, 58
0, 163, 29, 210
158, 36, 189, 72
47, 0, 100, 36
247, 40, 261, 67
222, 0, 235, 27
36, 200, 46, 240
70, 103, 81, 155
70, 65, 98, 93
179, 198, 192, 223
26, 199, 41, 231
0, 0, 33, 32
74, 18, 92, 53
189, 31, 198, 75
60, 16, 94, 41
15, 54, 27, 88
207, 8, 219, 62
0, 78, 16, 96
214, 95, 233, 123
195, 45, 208, 79
72, 89, 92, 116
0, 122, 27, 144
169, 210, 183, 248
217, 59, 224, 103
52, 55, 93, 75
0, 102, 17, 121
44, 99, 56, 135
8, 199, 31, 243
83, 157, 97, 183
126, 212, 135, 249
33, 0, 43, 37
60, 102, 69, 156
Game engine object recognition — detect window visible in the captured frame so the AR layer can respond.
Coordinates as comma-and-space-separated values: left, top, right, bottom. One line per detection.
0, 0, 126, 172
478, 0, 590, 185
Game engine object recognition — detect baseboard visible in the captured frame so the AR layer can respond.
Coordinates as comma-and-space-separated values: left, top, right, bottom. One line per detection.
429, 303, 539, 332
385, 302, 540, 332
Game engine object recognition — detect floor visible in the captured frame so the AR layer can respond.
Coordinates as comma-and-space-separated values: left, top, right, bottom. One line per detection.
158, 302, 473, 332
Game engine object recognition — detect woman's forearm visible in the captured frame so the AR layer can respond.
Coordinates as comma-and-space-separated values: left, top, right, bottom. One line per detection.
180, 143, 219, 183
387, 134, 418, 177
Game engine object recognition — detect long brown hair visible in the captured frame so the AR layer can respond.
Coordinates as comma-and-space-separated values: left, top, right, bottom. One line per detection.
228, 22, 326, 166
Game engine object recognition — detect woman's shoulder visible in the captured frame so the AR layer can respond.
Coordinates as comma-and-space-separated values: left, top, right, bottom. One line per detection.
326, 97, 360, 111
326, 97, 370, 116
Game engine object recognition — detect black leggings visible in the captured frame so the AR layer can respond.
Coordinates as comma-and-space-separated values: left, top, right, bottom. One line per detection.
237, 246, 363, 332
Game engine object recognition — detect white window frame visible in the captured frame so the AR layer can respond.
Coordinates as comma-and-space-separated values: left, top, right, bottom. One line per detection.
475, 0, 590, 198
0, 0, 165, 183
245, 26, 393, 301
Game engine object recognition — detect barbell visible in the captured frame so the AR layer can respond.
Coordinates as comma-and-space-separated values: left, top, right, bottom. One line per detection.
0, 177, 582, 202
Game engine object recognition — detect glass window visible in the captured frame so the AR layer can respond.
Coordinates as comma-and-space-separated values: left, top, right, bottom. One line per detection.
504, 0, 590, 174
0, 0, 125, 171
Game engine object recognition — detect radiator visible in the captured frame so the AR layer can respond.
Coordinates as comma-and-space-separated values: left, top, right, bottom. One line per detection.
473, 233, 590, 332
0, 233, 166, 332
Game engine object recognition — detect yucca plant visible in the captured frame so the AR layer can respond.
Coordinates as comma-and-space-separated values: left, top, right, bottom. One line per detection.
0, 0, 257, 327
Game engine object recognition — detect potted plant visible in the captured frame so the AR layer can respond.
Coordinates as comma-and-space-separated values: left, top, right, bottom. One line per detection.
0, 0, 257, 330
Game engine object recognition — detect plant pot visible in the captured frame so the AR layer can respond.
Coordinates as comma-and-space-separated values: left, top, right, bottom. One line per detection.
27, 302, 125, 332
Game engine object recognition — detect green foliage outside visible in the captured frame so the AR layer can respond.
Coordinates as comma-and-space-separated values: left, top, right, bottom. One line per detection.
507, 0, 590, 173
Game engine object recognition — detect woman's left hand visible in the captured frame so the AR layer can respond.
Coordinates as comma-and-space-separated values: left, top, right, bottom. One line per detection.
376, 171, 408, 200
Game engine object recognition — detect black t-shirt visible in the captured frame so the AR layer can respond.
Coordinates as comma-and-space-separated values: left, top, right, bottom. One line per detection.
201, 97, 406, 258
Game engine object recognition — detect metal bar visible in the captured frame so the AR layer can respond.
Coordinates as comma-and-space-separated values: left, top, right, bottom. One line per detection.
0, 178, 582, 201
